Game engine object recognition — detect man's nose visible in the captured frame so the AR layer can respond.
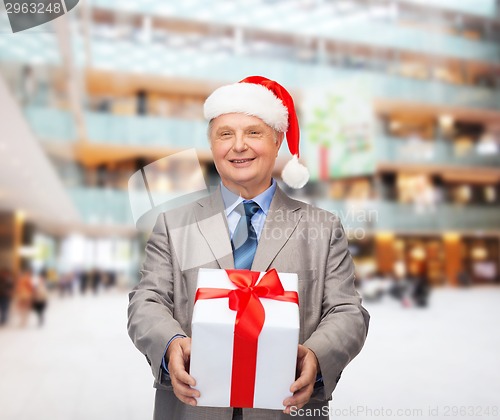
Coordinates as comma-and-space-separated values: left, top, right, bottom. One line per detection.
232, 133, 247, 152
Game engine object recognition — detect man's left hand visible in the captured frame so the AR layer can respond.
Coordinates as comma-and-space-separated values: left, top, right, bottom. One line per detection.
283, 344, 319, 414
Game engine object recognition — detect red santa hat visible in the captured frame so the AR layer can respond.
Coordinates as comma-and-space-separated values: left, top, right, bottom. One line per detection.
203, 76, 309, 189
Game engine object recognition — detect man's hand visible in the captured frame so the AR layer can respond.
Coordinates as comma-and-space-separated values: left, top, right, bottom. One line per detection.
166, 337, 200, 406
283, 344, 319, 414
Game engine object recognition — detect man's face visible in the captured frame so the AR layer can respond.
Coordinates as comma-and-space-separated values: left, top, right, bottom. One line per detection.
209, 113, 284, 197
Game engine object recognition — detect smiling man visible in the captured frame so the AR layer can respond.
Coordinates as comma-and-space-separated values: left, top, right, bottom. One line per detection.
210, 113, 283, 199
128, 76, 369, 420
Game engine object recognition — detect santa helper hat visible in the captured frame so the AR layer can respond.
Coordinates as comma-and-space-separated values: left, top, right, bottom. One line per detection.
203, 76, 310, 189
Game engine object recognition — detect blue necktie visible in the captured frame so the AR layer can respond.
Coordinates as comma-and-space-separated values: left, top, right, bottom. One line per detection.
232, 201, 260, 270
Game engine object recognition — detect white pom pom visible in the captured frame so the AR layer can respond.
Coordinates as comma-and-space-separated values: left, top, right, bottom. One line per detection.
281, 155, 310, 189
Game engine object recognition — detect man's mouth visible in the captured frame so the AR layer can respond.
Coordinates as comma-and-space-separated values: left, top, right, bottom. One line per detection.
229, 158, 255, 164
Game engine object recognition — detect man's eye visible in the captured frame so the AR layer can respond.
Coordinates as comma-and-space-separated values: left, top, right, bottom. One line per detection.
220, 132, 232, 137
249, 131, 260, 136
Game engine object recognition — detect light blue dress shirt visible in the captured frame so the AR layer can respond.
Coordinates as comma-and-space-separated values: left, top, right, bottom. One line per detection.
220, 178, 277, 241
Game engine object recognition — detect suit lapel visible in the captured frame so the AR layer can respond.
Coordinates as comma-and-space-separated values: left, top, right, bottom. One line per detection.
252, 187, 303, 272
194, 186, 235, 269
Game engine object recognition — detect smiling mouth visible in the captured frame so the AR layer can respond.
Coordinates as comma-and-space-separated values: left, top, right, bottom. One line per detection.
229, 158, 255, 163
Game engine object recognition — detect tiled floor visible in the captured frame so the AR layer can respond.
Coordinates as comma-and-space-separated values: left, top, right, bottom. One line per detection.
332, 287, 500, 419
0, 290, 153, 420
1, 287, 499, 420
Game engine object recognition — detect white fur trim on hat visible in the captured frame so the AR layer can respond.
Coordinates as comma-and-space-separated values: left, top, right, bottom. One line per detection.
204, 83, 289, 132
282, 155, 310, 189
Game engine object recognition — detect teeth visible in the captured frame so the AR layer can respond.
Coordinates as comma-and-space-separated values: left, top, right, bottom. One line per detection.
233, 159, 250, 163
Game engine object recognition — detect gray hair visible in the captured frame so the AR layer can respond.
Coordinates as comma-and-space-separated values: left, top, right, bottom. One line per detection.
207, 119, 215, 141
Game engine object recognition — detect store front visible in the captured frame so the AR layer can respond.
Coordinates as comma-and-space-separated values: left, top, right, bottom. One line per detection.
463, 237, 500, 284
371, 233, 500, 286
395, 236, 446, 286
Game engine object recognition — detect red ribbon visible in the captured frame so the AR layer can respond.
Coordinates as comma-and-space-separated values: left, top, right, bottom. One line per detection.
194, 269, 299, 408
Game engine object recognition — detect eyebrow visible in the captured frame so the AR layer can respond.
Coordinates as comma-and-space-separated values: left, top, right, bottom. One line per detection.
214, 126, 234, 135
215, 124, 265, 132
213, 123, 269, 138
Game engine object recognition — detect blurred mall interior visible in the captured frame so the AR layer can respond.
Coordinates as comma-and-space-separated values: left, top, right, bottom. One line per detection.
1, 0, 500, 302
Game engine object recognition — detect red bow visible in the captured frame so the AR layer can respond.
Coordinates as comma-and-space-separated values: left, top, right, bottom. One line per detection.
195, 269, 299, 407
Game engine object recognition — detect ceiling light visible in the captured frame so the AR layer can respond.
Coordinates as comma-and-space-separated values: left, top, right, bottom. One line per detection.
471, 245, 488, 260
439, 114, 454, 129
16, 210, 26, 221
443, 232, 460, 241
390, 120, 401, 130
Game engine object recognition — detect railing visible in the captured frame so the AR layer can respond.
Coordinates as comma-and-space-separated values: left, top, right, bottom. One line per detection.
69, 187, 134, 226
376, 136, 500, 167
89, 0, 500, 62
85, 112, 209, 149
24, 107, 76, 142
396, 0, 499, 18
316, 199, 500, 231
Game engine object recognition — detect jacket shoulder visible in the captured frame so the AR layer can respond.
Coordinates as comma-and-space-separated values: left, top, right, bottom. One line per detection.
159, 190, 222, 230
285, 196, 340, 226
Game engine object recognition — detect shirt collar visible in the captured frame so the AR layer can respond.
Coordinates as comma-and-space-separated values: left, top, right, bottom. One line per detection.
221, 179, 277, 217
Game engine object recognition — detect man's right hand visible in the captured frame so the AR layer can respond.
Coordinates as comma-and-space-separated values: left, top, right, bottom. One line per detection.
166, 337, 200, 406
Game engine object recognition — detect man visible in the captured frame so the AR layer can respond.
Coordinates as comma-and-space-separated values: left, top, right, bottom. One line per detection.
128, 76, 369, 419
0, 267, 14, 326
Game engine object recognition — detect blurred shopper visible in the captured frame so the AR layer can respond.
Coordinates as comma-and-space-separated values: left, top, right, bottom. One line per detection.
136, 89, 148, 115
388, 273, 413, 307
0, 267, 15, 326
411, 274, 430, 307
457, 269, 472, 287
46, 268, 59, 291
32, 273, 48, 327
79, 270, 88, 294
360, 271, 390, 302
15, 269, 34, 327
103, 270, 117, 290
409, 268, 430, 308
20, 65, 39, 105
59, 272, 75, 297
91, 269, 101, 295
388, 276, 405, 301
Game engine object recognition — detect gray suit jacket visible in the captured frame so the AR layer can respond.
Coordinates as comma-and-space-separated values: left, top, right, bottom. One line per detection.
128, 186, 369, 419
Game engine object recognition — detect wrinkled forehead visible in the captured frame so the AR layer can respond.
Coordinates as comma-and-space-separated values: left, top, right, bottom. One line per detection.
211, 113, 271, 128
208, 113, 277, 137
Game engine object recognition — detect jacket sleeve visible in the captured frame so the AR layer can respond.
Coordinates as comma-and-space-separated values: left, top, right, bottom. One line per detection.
127, 213, 187, 383
303, 216, 370, 399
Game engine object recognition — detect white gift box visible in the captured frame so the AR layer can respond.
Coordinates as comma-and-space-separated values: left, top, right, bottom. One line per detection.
190, 268, 300, 410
